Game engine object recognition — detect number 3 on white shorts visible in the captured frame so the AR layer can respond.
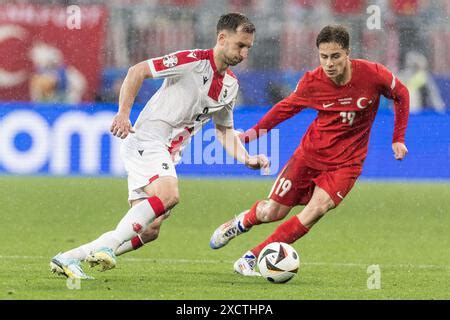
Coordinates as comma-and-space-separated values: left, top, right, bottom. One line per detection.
273, 177, 292, 197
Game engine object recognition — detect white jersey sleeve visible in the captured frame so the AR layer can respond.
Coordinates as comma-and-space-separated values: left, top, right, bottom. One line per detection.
212, 101, 235, 128
147, 50, 199, 79
133, 48, 241, 157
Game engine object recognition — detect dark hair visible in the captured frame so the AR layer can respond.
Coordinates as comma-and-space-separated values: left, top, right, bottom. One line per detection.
216, 13, 255, 35
316, 25, 350, 50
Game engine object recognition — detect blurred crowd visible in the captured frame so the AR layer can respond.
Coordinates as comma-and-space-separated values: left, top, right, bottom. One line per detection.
2, 0, 448, 111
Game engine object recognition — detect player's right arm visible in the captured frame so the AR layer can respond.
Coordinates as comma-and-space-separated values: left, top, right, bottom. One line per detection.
111, 61, 153, 139
111, 50, 200, 139
240, 77, 310, 143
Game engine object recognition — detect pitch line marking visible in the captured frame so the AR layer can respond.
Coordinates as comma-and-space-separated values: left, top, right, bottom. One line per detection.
0, 255, 449, 270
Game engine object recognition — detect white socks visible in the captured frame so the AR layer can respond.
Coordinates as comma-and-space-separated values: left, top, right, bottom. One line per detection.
115, 234, 144, 256
62, 197, 165, 260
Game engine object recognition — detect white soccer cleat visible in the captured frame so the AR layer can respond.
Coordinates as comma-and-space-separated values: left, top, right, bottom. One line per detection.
50, 253, 94, 280
233, 251, 261, 277
210, 212, 248, 249
86, 247, 117, 272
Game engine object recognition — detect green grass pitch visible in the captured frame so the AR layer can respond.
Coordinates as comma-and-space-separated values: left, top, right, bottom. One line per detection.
0, 177, 449, 300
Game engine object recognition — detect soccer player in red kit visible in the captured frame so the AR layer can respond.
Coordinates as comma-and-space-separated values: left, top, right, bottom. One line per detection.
210, 25, 410, 276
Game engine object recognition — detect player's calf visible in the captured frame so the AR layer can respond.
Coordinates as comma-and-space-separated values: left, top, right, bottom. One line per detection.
115, 211, 169, 256
156, 192, 179, 210
256, 200, 290, 223
143, 176, 180, 210
297, 186, 335, 228
140, 214, 166, 242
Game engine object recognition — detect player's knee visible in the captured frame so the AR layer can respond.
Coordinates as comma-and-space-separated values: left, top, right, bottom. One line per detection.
165, 193, 180, 210
148, 177, 179, 210
156, 191, 179, 210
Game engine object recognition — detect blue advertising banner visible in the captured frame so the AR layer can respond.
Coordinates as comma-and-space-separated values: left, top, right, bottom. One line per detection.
0, 102, 449, 179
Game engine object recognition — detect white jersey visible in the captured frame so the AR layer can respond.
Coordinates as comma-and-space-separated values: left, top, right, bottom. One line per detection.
131, 48, 239, 163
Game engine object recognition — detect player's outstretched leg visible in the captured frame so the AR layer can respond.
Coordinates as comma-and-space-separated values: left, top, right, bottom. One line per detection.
50, 253, 93, 280
114, 212, 169, 256
210, 200, 265, 249
233, 186, 335, 276
232, 216, 309, 277
210, 200, 291, 249
51, 178, 178, 277
89, 212, 169, 269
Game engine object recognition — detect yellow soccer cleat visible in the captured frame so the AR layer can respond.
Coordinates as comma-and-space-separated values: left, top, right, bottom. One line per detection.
86, 247, 117, 272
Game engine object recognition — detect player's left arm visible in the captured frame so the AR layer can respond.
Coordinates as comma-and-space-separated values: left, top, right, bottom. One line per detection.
376, 63, 410, 160
215, 124, 270, 174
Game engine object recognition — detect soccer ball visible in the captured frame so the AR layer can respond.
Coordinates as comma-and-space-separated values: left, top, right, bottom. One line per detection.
257, 242, 300, 283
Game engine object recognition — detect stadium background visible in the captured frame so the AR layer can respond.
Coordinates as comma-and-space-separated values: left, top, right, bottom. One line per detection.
0, 0, 449, 301
0, 0, 449, 179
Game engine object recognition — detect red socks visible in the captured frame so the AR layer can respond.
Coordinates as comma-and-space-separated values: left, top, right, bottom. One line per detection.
131, 235, 144, 250
251, 216, 309, 257
242, 201, 263, 229
147, 196, 166, 218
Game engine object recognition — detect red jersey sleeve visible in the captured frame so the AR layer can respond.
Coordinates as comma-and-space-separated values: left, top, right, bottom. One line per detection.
375, 63, 410, 144
240, 78, 310, 143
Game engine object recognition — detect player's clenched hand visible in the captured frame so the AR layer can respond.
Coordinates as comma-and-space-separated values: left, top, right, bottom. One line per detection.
246, 154, 270, 175
110, 113, 135, 139
392, 142, 408, 160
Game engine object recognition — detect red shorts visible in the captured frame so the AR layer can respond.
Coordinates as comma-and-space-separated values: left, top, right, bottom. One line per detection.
268, 154, 362, 207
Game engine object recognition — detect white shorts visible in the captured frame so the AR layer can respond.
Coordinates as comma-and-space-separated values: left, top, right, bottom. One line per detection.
120, 135, 177, 202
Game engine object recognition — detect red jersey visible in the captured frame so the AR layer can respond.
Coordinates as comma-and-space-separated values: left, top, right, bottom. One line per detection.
245, 59, 410, 170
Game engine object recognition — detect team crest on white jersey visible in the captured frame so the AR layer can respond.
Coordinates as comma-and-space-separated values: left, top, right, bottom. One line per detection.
163, 54, 178, 68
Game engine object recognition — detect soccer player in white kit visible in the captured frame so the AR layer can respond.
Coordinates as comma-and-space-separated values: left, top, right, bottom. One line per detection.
50, 13, 269, 279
